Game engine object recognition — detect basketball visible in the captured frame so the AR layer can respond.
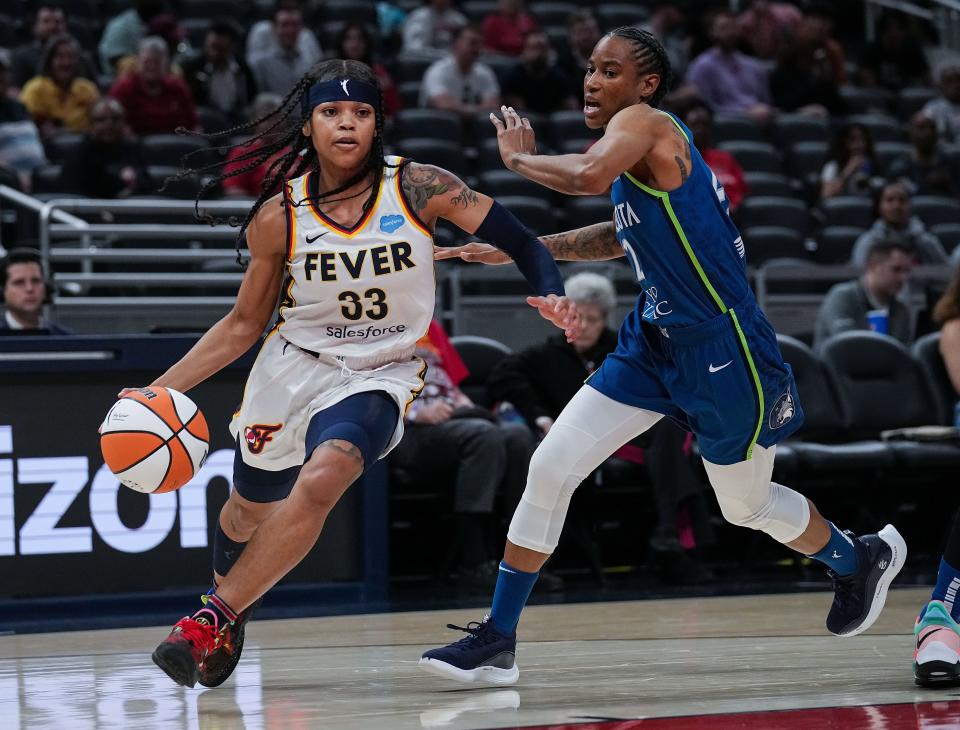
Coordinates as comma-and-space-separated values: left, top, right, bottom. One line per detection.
100, 387, 210, 494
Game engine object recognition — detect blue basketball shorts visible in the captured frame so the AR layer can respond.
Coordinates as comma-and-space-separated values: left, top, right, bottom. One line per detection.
232, 390, 399, 503
588, 298, 804, 465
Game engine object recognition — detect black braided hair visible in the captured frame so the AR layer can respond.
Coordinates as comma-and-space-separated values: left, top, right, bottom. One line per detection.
605, 27, 673, 108
169, 59, 390, 267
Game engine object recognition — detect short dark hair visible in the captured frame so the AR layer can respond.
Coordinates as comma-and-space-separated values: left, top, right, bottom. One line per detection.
873, 180, 911, 217
866, 238, 914, 263
31, 2, 65, 18
681, 98, 713, 121
453, 23, 482, 42
1, 248, 44, 289
272, 0, 303, 19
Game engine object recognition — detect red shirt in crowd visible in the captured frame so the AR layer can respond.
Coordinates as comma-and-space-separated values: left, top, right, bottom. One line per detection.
482, 13, 538, 56
109, 72, 199, 136
222, 139, 288, 198
701, 148, 747, 212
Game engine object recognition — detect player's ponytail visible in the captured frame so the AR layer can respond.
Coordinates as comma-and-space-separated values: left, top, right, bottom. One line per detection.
166, 59, 390, 268
606, 27, 673, 108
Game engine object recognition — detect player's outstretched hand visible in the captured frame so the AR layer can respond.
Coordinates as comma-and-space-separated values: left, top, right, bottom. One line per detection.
490, 105, 538, 171
527, 294, 582, 343
434, 243, 512, 265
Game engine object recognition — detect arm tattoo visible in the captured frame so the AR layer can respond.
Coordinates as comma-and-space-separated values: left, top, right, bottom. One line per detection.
539, 222, 622, 261
675, 155, 688, 184
402, 162, 478, 213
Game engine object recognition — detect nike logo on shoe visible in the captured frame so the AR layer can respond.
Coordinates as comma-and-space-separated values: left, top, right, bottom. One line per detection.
708, 361, 733, 373
306, 232, 328, 243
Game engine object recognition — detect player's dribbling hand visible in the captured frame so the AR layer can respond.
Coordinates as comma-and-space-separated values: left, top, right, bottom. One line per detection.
490, 106, 538, 171
526, 294, 582, 343
434, 243, 512, 265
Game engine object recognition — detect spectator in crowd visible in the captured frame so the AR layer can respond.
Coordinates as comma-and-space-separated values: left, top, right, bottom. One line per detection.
922, 62, 960, 145
247, 0, 321, 95
0, 249, 71, 335
887, 112, 960, 198
58, 98, 152, 199
686, 11, 774, 125
222, 93, 286, 198
501, 30, 578, 114
800, 3, 847, 87
482, 0, 538, 57
851, 181, 948, 267
932, 267, 960, 410
859, 11, 929, 92
486, 273, 713, 584
246, 0, 322, 73
182, 22, 256, 126
820, 123, 878, 200
769, 25, 844, 117
419, 24, 500, 117
640, 2, 690, 80
681, 100, 746, 212
19, 35, 100, 139
0, 51, 45, 192
390, 320, 536, 591
336, 22, 401, 118
99, 0, 166, 74
402, 0, 467, 59
736, 0, 802, 60
555, 11, 601, 104
11, 2, 97, 88
815, 239, 915, 348
110, 37, 199, 136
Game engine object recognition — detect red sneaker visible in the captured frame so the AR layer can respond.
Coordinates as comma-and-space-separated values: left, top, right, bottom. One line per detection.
198, 598, 262, 688
152, 616, 226, 688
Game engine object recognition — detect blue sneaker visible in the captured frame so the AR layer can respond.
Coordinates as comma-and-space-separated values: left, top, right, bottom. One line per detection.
826, 524, 906, 637
419, 616, 519, 685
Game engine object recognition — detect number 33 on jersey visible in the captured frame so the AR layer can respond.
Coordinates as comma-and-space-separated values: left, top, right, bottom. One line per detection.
277, 157, 435, 359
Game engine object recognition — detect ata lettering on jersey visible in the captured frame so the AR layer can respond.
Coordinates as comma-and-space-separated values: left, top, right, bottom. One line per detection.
303, 241, 415, 282
614, 201, 640, 233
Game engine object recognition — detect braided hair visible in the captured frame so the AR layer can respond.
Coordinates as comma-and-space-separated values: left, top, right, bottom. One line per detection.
170, 59, 389, 266
606, 27, 673, 108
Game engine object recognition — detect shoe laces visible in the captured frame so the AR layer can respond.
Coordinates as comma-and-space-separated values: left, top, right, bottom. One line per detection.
176, 617, 221, 652
828, 569, 861, 610
445, 618, 502, 651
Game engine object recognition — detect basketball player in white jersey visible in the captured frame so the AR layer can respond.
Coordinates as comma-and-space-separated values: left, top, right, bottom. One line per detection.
138, 60, 580, 688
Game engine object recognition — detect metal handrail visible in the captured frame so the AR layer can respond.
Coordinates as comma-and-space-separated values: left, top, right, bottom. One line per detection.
50, 247, 239, 261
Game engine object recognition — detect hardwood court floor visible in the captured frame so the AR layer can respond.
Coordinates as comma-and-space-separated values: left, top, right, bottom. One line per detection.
2, 586, 958, 729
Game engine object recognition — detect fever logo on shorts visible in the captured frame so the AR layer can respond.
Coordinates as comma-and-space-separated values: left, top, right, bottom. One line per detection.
244, 423, 282, 454
769, 391, 795, 429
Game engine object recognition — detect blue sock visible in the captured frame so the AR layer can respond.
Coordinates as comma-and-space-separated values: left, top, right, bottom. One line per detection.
489, 561, 539, 634
929, 557, 960, 622
807, 522, 858, 576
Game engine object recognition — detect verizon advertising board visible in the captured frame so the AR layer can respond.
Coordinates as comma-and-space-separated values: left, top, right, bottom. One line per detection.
0, 336, 375, 599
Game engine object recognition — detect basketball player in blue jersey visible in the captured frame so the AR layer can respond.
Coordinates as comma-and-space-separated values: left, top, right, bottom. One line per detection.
135, 60, 581, 689
422, 28, 907, 686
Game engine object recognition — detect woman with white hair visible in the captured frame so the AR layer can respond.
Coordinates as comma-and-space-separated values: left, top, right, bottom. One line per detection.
108, 36, 199, 136
487, 270, 712, 583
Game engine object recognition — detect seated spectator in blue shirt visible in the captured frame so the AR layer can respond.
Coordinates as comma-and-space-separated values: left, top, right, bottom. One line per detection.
0, 249, 72, 335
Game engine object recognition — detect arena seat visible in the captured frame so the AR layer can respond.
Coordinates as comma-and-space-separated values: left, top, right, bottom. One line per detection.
548, 110, 602, 147
450, 335, 511, 407
181, 0, 242, 19
717, 141, 783, 174
741, 226, 808, 264
31, 165, 63, 195
394, 109, 462, 143
530, 1, 578, 26
197, 106, 232, 134
462, 0, 497, 21
564, 196, 612, 228
478, 170, 552, 203
839, 85, 895, 115
874, 141, 913, 171
146, 166, 203, 199
820, 196, 874, 229
913, 196, 960, 227
931, 223, 960, 253
141, 134, 219, 169
45, 132, 85, 163
787, 140, 827, 180
393, 139, 469, 177
815, 226, 865, 264
321, 0, 378, 24
742, 172, 798, 199
776, 335, 894, 474
738, 196, 809, 233
395, 55, 433, 84
713, 115, 765, 144
897, 86, 938, 120
774, 114, 830, 146
397, 81, 421, 109
595, 4, 649, 30
498, 195, 557, 235
912, 332, 957, 426
846, 114, 906, 144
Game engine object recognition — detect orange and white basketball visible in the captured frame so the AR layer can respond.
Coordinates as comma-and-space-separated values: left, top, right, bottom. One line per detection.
100, 387, 209, 494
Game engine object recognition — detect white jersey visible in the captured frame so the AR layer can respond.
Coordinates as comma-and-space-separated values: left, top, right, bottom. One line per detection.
277, 156, 435, 364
